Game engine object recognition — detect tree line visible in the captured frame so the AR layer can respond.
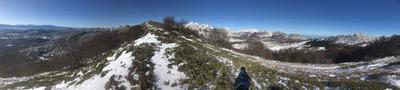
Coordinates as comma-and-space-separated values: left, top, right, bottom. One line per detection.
163, 16, 232, 48
163, 16, 400, 64
237, 35, 400, 64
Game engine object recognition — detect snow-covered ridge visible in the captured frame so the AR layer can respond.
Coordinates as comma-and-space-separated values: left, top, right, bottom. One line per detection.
0, 24, 70, 30
1, 21, 398, 89
133, 32, 187, 89
229, 30, 309, 51
0, 32, 190, 90
184, 22, 216, 37
53, 51, 135, 90
229, 30, 306, 41
134, 33, 161, 46
184, 21, 308, 41
223, 48, 400, 87
229, 30, 274, 38
264, 41, 309, 51
184, 22, 215, 31
319, 33, 378, 45
151, 43, 187, 89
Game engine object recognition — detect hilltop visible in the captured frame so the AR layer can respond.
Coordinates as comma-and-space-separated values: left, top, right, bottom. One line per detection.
0, 17, 399, 90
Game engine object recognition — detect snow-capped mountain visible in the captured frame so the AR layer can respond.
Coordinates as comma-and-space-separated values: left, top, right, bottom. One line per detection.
230, 30, 306, 40
319, 33, 378, 45
229, 29, 309, 51
0, 30, 73, 61
0, 21, 399, 90
184, 22, 216, 37
230, 30, 274, 38
184, 22, 307, 41
184, 22, 214, 31
0, 24, 70, 30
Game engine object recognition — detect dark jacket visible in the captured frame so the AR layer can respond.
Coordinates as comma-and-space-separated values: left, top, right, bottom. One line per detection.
235, 68, 251, 90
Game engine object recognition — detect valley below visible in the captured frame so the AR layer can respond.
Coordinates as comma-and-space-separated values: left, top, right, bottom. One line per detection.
0, 19, 399, 90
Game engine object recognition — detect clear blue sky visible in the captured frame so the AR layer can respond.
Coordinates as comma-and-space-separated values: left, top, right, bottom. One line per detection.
0, 0, 399, 36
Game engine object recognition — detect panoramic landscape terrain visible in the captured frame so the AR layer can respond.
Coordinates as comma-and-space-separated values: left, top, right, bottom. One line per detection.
0, 0, 399, 90
0, 17, 399, 90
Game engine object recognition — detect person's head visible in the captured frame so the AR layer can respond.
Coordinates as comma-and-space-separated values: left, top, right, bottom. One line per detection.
240, 67, 246, 72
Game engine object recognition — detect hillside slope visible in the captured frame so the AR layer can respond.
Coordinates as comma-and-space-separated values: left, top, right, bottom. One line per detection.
0, 23, 399, 90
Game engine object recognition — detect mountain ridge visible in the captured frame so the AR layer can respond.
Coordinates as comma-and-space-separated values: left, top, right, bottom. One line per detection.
317, 32, 378, 45
0, 24, 71, 30
0, 20, 399, 89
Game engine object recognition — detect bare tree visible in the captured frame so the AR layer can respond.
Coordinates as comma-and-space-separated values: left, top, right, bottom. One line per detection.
55, 33, 86, 70
163, 16, 176, 31
208, 28, 232, 48
244, 38, 273, 59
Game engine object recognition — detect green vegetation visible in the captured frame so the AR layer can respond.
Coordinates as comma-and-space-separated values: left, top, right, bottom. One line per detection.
129, 43, 157, 89
167, 42, 234, 89
1, 17, 397, 90
0, 47, 122, 90
305, 35, 400, 63
165, 32, 392, 89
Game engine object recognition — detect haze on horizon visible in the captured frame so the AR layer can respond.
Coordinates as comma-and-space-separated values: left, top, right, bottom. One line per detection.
0, 0, 399, 36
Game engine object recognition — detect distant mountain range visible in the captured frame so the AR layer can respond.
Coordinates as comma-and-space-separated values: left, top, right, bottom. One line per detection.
0, 24, 71, 30
184, 21, 381, 51
0, 20, 399, 89
0, 22, 381, 47
317, 33, 378, 45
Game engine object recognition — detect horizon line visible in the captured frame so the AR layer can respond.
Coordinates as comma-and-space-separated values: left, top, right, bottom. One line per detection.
0, 22, 395, 37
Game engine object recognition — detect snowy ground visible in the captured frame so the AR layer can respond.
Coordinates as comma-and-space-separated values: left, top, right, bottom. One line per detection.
134, 32, 188, 89
45, 33, 167, 90
232, 43, 248, 50
383, 75, 400, 87
223, 48, 400, 87
52, 51, 135, 90
0, 32, 190, 90
1, 31, 398, 89
229, 37, 311, 51
134, 33, 161, 46
0, 76, 35, 86
262, 41, 309, 51
151, 43, 187, 89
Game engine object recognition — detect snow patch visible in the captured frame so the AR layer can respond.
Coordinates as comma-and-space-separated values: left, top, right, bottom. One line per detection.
317, 47, 326, 50
222, 48, 400, 80
263, 41, 308, 51
327, 74, 336, 77
217, 57, 234, 67
134, 33, 161, 46
0, 77, 32, 86
53, 51, 135, 90
383, 75, 400, 87
0, 72, 54, 87
232, 43, 248, 50
151, 43, 187, 89
39, 57, 48, 60
229, 38, 245, 42
181, 36, 193, 41
6, 44, 13, 47
277, 76, 290, 87
32, 86, 46, 90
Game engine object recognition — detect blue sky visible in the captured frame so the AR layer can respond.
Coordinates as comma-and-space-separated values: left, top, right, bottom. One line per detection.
0, 0, 399, 36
